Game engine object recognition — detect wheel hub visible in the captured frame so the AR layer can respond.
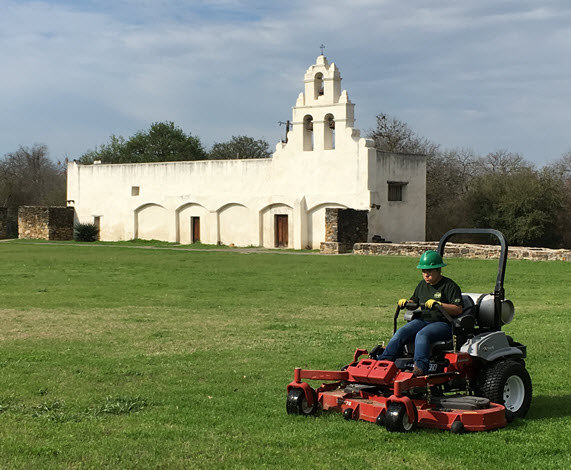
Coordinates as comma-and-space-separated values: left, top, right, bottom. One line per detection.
503, 375, 525, 412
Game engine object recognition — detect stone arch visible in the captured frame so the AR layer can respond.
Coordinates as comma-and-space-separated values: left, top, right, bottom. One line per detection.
134, 203, 168, 241
217, 202, 256, 247
259, 203, 294, 248
176, 203, 209, 244
324, 113, 335, 150
303, 114, 314, 151
307, 202, 348, 249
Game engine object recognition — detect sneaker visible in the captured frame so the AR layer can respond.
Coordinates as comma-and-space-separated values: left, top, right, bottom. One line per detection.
412, 365, 425, 377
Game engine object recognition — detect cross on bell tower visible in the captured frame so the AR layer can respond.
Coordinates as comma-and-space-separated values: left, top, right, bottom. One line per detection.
320, 44, 325, 55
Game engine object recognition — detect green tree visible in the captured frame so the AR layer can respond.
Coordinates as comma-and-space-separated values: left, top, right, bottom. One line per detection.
0, 144, 66, 207
79, 122, 207, 164
465, 165, 563, 247
209, 135, 272, 160
547, 150, 571, 248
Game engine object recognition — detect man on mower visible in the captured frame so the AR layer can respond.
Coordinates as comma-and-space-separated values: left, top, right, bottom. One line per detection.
374, 250, 463, 376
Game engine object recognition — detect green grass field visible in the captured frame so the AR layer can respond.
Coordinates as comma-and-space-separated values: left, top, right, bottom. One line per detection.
0, 241, 569, 469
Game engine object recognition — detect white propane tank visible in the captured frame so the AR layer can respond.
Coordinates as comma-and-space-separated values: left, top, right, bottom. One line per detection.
463, 293, 515, 327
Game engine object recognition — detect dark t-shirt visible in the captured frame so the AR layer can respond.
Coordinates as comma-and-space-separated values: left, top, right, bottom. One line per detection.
410, 276, 463, 322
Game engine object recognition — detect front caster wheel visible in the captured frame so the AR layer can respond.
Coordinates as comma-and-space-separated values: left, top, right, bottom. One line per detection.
450, 421, 465, 434
286, 388, 318, 416
343, 408, 354, 420
385, 403, 417, 432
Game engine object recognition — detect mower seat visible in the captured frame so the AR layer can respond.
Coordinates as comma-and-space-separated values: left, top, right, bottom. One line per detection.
403, 295, 477, 358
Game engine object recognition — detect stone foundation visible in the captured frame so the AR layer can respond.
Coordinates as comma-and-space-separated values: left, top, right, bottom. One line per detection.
353, 242, 571, 262
18, 206, 75, 240
320, 242, 354, 255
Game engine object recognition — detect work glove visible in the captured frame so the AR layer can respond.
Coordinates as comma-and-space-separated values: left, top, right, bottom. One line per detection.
397, 298, 408, 308
425, 299, 441, 309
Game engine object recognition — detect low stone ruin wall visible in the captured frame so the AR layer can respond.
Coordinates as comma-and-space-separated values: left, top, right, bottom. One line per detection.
353, 241, 571, 262
18, 206, 75, 241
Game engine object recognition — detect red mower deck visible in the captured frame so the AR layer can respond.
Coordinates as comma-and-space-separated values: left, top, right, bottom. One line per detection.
287, 350, 507, 433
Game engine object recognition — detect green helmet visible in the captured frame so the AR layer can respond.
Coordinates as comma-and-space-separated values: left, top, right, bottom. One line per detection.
417, 250, 446, 269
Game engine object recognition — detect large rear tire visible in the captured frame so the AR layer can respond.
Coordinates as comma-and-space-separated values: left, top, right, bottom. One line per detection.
476, 360, 532, 421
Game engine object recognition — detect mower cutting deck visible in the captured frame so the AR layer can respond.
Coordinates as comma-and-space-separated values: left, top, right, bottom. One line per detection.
286, 229, 532, 433
287, 349, 506, 433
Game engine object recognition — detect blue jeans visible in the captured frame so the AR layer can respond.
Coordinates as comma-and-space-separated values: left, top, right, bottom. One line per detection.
379, 319, 452, 373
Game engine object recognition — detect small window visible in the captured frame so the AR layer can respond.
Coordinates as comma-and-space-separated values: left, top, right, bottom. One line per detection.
131, 186, 140, 196
387, 182, 408, 201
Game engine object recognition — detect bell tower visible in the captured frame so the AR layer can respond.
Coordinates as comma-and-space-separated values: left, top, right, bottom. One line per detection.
284, 55, 356, 153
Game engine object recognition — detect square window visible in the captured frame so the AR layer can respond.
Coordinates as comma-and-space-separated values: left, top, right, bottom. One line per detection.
387, 182, 407, 202
131, 186, 140, 196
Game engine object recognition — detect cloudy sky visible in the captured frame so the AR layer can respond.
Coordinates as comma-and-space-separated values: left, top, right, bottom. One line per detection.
1, 0, 570, 166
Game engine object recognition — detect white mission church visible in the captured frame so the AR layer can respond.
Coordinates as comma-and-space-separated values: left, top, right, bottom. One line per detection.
67, 55, 426, 249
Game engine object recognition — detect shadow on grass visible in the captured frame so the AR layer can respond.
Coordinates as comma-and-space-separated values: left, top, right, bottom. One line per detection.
526, 395, 571, 420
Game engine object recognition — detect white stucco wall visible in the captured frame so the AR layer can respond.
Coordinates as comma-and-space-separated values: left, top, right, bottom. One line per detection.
367, 151, 426, 242
67, 55, 426, 248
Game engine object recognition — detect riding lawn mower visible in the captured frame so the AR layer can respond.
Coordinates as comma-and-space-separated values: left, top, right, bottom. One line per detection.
286, 229, 532, 433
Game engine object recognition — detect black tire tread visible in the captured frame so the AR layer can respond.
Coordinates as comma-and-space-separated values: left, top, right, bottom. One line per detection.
385, 403, 417, 432
286, 388, 318, 416
476, 359, 532, 420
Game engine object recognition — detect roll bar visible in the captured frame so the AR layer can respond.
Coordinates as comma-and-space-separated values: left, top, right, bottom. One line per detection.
437, 228, 508, 330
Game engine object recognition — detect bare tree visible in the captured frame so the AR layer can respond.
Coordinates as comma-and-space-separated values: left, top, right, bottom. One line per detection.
475, 149, 531, 175
0, 144, 66, 207
367, 113, 439, 156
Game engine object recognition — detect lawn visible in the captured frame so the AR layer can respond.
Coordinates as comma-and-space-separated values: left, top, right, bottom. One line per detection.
0, 241, 569, 469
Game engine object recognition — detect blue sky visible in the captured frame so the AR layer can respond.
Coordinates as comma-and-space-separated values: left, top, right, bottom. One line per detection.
1, 0, 570, 166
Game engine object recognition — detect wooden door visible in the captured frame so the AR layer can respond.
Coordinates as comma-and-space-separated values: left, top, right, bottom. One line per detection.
191, 217, 200, 243
275, 215, 288, 247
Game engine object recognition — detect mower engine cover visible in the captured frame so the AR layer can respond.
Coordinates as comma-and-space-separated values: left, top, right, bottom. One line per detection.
461, 331, 524, 362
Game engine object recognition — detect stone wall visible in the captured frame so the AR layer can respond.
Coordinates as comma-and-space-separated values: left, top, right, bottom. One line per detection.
321, 208, 368, 254
18, 206, 75, 241
353, 241, 571, 262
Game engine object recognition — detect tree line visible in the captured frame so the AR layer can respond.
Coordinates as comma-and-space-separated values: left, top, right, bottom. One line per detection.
0, 122, 271, 211
77, 122, 271, 164
1, 118, 570, 248
368, 113, 571, 248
